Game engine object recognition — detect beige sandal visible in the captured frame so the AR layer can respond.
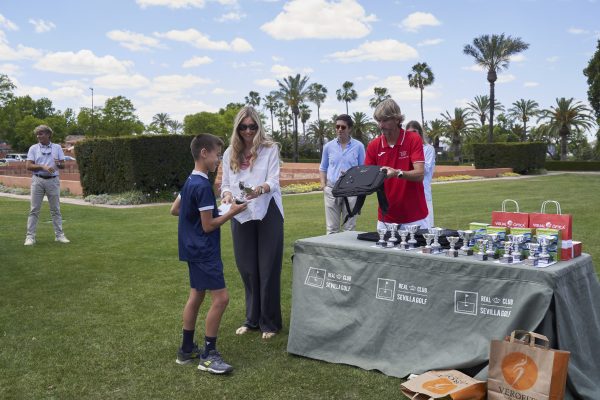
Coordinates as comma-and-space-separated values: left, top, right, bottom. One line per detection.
262, 332, 276, 339
236, 326, 250, 335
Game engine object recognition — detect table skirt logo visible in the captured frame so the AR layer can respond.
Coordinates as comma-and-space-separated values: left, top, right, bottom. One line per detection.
454, 291, 478, 315
501, 352, 538, 391
422, 377, 457, 394
376, 278, 396, 301
305, 267, 326, 288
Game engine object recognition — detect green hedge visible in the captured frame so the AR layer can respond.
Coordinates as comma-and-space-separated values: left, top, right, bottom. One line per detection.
75, 135, 197, 196
545, 161, 600, 171
473, 142, 546, 174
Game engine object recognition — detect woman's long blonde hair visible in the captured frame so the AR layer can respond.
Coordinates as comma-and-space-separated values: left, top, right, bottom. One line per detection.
229, 106, 277, 173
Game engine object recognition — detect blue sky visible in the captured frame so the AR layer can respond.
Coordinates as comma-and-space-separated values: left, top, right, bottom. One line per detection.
1, 0, 599, 133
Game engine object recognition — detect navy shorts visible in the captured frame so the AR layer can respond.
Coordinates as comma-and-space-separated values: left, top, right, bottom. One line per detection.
187, 260, 226, 290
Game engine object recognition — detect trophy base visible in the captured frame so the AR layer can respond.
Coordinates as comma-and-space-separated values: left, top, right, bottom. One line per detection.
460, 249, 474, 256
446, 249, 458, 258
398, 243, 410, 251
474, 253, 488, 261
421, 247, 432, 254
539, 256, 551, 265
523, 257, 539, 267
376, 241, 387, 248
387, 241, 398, 248
499, 255, 514, 264
512, 255, 522, 263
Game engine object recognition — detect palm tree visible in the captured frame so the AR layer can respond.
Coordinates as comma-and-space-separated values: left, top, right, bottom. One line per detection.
426, 118, 445, 148
507, 99, 540, 141
277, 74, 310, 161
368, 87, 391, 109
307, 83, 327, 123
441, 108, 473, 162
336, 81, 358, 114
152, 112, 172, 134
263, 91, 279, 133
308, 119, 333, 155
466, 95, 504, 128
245, 91, 261, 107
299, 104, 311, 138
538, 97, 595, 160
463, 34, 529, 143
351, 111, 377, 144
168, 120, 183, 135
408, 62, 435, 130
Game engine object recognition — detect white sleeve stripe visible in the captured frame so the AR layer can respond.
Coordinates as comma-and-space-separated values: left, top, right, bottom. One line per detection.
198, 205, 214, 211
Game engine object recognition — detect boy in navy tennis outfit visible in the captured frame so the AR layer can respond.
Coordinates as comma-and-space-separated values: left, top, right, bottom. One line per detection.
171, 133, 247, 374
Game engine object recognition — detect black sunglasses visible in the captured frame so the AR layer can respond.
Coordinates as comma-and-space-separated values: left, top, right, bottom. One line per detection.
238, 124, 258, 132
335, 125, 348, 130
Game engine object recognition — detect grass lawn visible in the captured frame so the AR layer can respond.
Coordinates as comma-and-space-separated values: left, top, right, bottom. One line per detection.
1, 173, 599, 399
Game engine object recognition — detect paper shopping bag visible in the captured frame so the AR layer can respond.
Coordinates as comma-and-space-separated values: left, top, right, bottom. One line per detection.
529, 200, 573, 240
488, 330, 570, 400
401, 370, 486, 400
491, 199, 529, 228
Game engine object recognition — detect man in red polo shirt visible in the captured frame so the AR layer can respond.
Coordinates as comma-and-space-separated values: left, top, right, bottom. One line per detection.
365, 99, 429, 230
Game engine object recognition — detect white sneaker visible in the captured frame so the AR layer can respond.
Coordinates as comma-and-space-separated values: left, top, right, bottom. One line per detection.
24, 237, 36, 246
55, 235, 70, 244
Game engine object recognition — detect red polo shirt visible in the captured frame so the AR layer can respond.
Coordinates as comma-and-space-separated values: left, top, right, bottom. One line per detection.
365, 130, 428, 224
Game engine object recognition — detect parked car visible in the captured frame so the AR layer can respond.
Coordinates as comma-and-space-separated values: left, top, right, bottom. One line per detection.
6, 153, 28, 161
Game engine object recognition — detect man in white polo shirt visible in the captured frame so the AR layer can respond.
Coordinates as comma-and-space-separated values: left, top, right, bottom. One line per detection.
24, 125, 70, 245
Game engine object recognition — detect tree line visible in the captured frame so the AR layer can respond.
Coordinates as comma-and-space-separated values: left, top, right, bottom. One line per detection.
1, 34, 599, 162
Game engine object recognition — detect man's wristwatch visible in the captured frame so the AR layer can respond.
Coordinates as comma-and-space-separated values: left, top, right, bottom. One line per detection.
397, 170, 404, 178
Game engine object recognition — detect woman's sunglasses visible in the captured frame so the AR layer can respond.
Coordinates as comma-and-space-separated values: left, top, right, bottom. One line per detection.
238, 124, 258, 132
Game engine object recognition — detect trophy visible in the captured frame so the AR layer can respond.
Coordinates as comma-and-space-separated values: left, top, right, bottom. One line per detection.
398, 229, 410, 250
499, 239, 513, 264
446, 236, 459, 257
524, 242, 540, 266
236, 181, 255, 204
511, 235, 525, 262
486, 233, 499, 259
537, 235, 554, 264
457, 230, 474, 256
387, 223, 399, 247
474, 239, 488, 261
430, 227, 443, 254
376, 227, 388, 248
422, 233, 435, 254
406, 224, 419, 249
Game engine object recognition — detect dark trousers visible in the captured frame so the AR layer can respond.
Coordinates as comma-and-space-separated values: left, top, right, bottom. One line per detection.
231, 199, 284, 333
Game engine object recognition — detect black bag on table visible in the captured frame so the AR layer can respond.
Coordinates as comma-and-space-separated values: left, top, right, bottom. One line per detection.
332, 165, 388, 224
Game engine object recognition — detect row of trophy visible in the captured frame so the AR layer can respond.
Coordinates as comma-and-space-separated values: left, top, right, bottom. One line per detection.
375, 225, 556, 265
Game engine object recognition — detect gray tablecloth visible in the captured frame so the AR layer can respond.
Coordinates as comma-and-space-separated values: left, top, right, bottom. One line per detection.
287, 231, 600, 400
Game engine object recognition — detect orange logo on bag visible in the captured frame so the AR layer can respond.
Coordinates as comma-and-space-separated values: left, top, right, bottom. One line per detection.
502, 352, 538, 390
422, 378, 457, 394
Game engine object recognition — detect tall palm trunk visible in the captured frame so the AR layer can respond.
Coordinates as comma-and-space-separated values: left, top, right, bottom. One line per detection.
293, 112, 299, 162
522, 120, 527, 142
345, 102, 349, 114
559, 126, 569, 161
420, 87, 425, 130
487, 70, 497, 143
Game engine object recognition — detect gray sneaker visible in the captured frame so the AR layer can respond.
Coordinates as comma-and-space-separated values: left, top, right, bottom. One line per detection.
55, 235, 70, 244
176, 343, 201, 365
24, 237, 36, 246
198, 350, 233, 374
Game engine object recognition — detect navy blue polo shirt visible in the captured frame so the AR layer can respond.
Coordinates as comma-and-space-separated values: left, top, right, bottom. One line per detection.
178, 171, 221, 262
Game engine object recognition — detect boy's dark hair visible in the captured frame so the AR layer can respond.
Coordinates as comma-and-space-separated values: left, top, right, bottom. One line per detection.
336, 114, 354, 128
190, 133, 224, 161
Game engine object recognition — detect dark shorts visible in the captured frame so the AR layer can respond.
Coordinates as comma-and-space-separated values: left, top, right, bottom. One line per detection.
187, 260, 225, 290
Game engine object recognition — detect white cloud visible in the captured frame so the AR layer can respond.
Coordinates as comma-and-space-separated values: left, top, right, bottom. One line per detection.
509, 54, 526, 62
0, 39, 44, 61
254, 78, 278, 88
462, 64, 486, 72
231, 61, 264, 69
34, 50, 133, 75
360, 75, 439, 103
0, 14, 18, 31
261, 0, 376, 40
354, 74, 379, 81
107, 30, 163, 52
270, 64, 312, 78
93, 74, 151, 89
327, 40, 418, 63
29, 19, 56, 33
272, 55, 283, 62
183, 56, 213, 67
16, 82, 87, 102
497, 74, 516, 84
156, 29, 253, 52
418, 38, 443, 47
216, 11, 246, 22
137, 74, 214, 97
400, 12, 441, 32
567, 27, 588, 35
546, 56, 559, 63
136, 0, 206, 8
212, 87, 235, 94
524, 81, 539, 87
0, 63, 20, 75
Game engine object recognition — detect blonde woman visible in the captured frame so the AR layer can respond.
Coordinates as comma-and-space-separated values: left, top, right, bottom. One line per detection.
220, 106, 284, 340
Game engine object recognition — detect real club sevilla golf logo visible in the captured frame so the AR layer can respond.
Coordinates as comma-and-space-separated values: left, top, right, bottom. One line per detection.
502, 352, 538, 390
422, 378, 457, 394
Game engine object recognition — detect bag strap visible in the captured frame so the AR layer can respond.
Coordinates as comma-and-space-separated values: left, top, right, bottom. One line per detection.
509, 330, 550, 349
541, 200, 562, 214
342, 195, 367, 224
501, 199, 520, 212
